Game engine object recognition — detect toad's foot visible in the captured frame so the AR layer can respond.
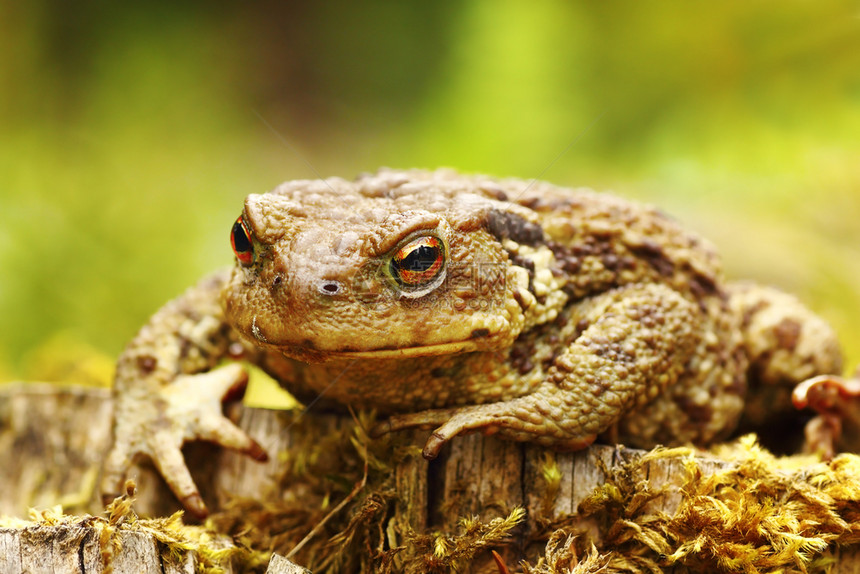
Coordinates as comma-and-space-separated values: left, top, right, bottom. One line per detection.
371, 397, 597, 460
100, 364, 268, 518
793, 369, 860, 457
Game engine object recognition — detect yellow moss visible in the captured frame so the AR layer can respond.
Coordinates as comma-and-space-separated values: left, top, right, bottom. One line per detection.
539, 452, 563, 516
397, 507, 526, 573
526, 437, 860, 573
523, 535, 611, 574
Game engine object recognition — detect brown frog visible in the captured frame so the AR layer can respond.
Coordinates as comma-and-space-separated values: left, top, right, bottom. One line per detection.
100, 168, 843, 517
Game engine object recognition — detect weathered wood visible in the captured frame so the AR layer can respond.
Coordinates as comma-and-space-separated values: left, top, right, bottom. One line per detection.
0, 384, 113, 518
0, 525, 203, 574
0, 528, 23, 574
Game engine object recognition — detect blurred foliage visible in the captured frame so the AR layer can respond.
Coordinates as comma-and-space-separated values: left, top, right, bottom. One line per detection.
18, 331, 114, 386
1, 0, 859, 382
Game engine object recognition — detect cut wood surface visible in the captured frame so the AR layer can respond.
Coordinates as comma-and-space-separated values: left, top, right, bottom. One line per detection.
2, 383, 859, 573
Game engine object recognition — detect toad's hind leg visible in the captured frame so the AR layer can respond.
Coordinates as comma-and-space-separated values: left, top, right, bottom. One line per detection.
378, 283, 704, 459
728, 282, 843, 447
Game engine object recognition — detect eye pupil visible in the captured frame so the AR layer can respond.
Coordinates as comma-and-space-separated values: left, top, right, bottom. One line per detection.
230, 217, 254, 266
402, 245, 437, 272
390, 235, 445, 289
231, 221, 251, 252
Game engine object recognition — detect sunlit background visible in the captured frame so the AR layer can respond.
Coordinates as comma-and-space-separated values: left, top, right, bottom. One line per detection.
2, 1, 860, 390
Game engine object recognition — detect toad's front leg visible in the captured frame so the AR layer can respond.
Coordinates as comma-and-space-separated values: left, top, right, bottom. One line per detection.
374, 283, 704, 459
100, 270, 267, 518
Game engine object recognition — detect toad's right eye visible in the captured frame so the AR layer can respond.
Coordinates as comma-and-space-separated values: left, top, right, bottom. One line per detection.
230, 216, 254, 266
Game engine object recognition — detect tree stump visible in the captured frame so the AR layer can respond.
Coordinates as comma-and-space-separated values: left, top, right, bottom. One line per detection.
2, 383, 860, 573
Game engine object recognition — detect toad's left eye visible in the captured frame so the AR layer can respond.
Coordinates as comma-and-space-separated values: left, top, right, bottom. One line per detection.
230, 216, 254, 266
390, 235, 446, 289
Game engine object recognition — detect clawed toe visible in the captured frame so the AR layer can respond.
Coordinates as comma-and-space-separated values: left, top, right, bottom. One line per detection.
422, 432, 449, 460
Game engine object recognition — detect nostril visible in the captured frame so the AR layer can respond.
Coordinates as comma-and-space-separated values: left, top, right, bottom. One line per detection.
318, 280, 342, 296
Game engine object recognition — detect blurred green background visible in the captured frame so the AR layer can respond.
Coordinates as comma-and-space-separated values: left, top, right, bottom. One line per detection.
2, 0, 860, 387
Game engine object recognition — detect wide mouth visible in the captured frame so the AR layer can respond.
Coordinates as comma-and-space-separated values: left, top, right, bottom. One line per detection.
321, 339, 480, 359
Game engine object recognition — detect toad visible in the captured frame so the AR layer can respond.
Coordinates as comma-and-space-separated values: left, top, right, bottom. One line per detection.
100, 168, 843, 517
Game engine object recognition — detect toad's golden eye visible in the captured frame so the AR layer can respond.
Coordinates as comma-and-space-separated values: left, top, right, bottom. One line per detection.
230, 216, 254, 266
389, 235, 446, 288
